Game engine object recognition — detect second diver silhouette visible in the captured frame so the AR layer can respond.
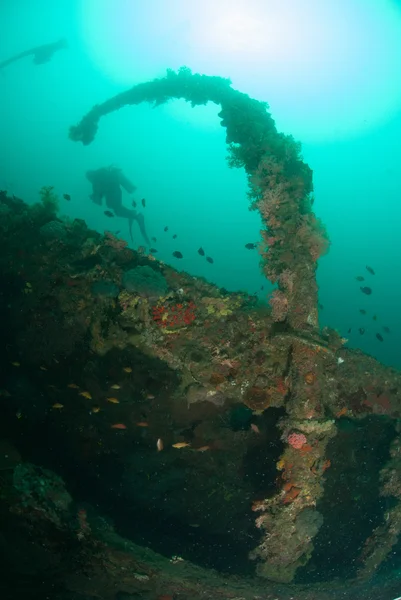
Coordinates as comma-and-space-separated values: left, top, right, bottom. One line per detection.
86, 166, 150, 245
0, 39, 68, 70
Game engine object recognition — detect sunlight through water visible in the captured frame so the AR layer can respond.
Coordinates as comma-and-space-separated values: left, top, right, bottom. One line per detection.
81, 0, 401, 142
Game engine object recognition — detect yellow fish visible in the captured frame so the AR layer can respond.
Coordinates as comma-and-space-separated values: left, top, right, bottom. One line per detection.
110, 384, 121, 390
79, 391, 92, 400
11, 362, 20, 367
91, 406, 101, 414
67, 383, 80, 389
123, 367, 132, 373
107, 397, 120, 404
172, 442, 191, 449
52, 403, 64, 409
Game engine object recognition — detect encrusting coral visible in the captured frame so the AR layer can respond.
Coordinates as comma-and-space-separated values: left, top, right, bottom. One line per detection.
60, 67, 400, 583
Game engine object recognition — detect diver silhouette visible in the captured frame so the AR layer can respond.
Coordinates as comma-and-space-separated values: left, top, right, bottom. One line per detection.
86, 166, 150, 245
0, 39, 68, 69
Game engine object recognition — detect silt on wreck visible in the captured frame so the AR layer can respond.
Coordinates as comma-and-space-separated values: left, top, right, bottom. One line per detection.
0, 68, 400, 600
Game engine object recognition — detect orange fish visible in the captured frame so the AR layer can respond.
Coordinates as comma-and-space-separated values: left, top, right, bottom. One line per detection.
136, 421, 149, 427
107, 397, 120, 404
172, 442, 190, 449
157, 438, 164, 451
250, 423, 260, 434
111, 423, 127, 430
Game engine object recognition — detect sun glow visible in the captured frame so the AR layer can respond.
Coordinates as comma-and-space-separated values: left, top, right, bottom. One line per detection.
81, 0, 401, 142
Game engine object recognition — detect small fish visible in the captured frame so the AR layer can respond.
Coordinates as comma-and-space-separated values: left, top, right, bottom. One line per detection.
149, 248, 158, 253
110, 384, 121, 390
172, 442, 191, 449
91, 406, 101, 413
245, 243, 257, 250
376, 333, 384, 342
114, 230, 120, 235
132, 199, 137, 208
347, 328, 352, 333
11, 361, 20, 367
111, 423, 127, 430
250, 423, 260, 434
318, 303, 324, 310
141, 198, 146, 208
172, 234, 177, 239
52, 403, 64, 409
107, 397, 120, 404
63, 193, 71, 201
151, 237, 157, 242
173, 251, 183, 259
67, 383, 80, 389
198, 247, 205, 256
79, 391, 92, 399
360, 286, 372, 295
359, 309, 366, 315
383, 326, 390, 334
157, 438, 164, 451
366, 265, 375, 275
372, 315, 377, 321
136, 422, 149, 427
40, 366, 48, 371
146, 393, 155, 400
359, 328, 365, 335
355, 276, 364, 281
206, 256, 214, 264
123, 367, 132, 373
104, 210, 114, 217
164, 226, 169, 232
196, 445, 210, 452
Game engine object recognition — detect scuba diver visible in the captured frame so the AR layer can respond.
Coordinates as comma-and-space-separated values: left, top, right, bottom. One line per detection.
0, 39, 68, 70
86, 166, 150, 245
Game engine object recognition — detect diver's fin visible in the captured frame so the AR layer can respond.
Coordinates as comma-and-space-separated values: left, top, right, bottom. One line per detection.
136, 213, 150, 245
128, 217, 133, 242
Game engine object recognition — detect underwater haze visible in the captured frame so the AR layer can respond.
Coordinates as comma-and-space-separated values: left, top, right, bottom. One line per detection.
3, 3, 401, 600
1, 0, 401, 369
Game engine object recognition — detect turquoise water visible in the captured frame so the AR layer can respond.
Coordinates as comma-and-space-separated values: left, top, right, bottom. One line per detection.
1, 1, 401, 370
1, 4, 401, 598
